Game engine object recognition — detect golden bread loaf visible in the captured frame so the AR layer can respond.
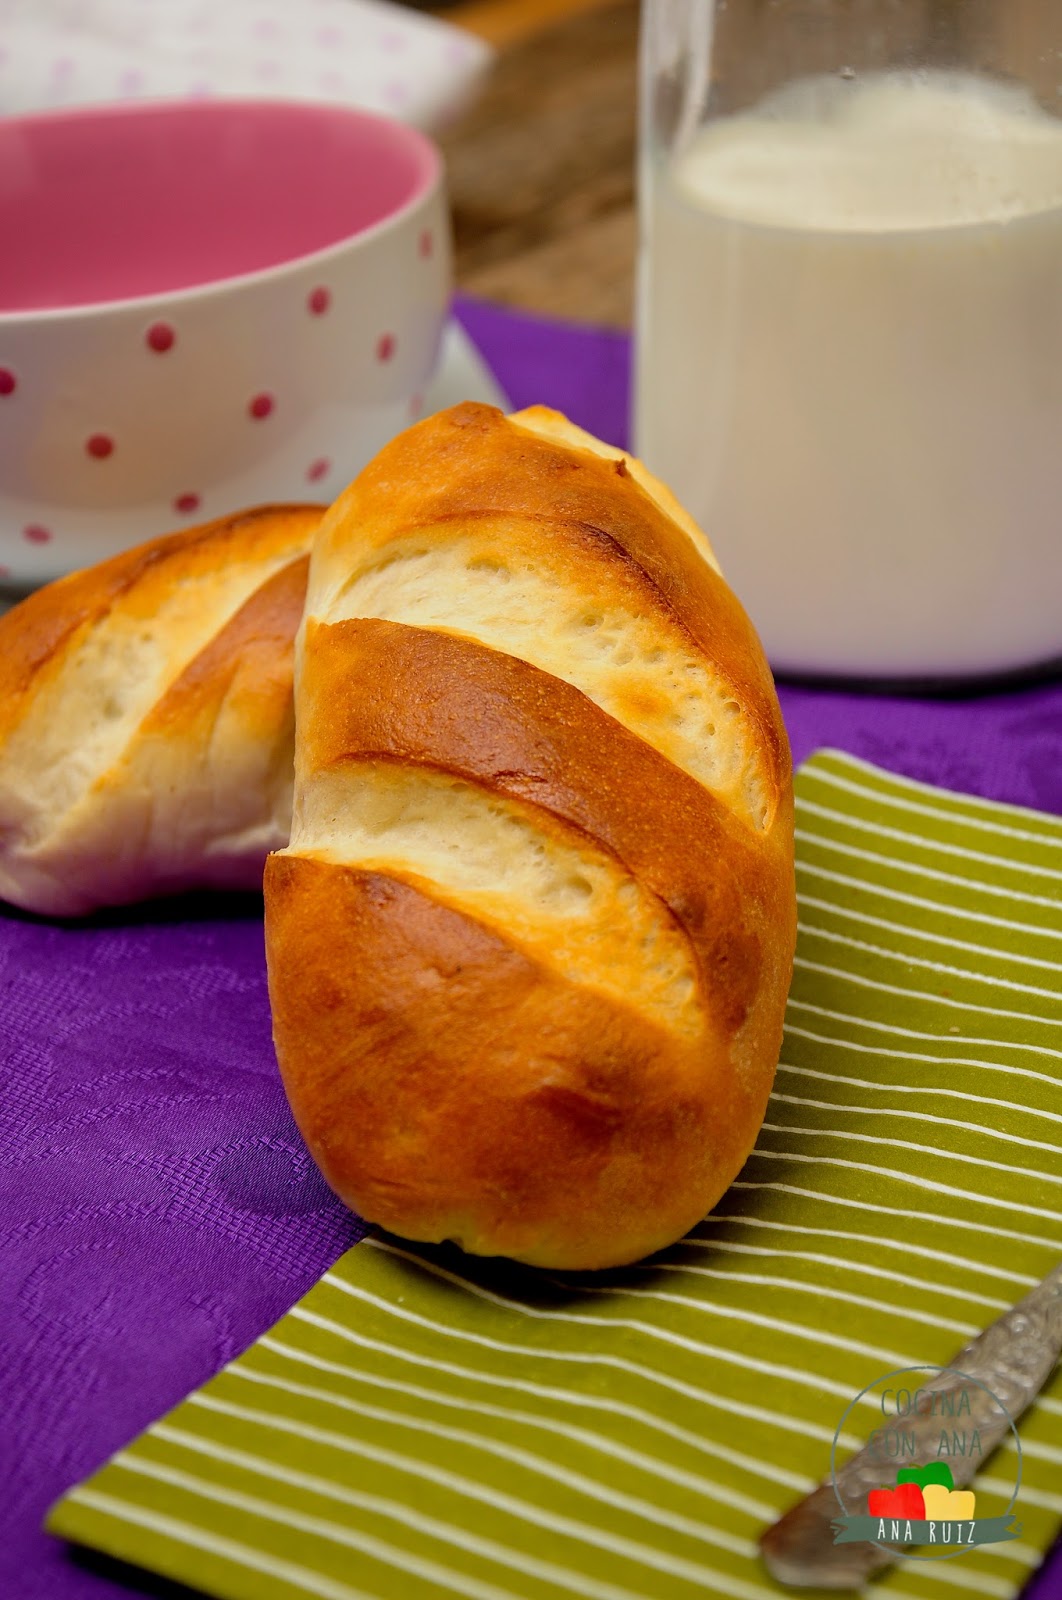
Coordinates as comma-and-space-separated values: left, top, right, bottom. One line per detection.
265, 404, 796, 1270
0, 504, 321, 916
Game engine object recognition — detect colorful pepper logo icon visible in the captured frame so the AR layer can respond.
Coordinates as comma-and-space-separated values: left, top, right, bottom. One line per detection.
923, 1485, 977, 1521
897, 1463, 954, 1494
867, 1483, 926, 1519
867, 1462, 976, 1522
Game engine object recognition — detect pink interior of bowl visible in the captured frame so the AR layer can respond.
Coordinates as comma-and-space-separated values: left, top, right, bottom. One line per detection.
0, 100, 438, 313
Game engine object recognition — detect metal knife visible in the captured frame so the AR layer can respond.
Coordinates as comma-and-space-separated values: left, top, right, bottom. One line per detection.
760, 1261, 1062, 1589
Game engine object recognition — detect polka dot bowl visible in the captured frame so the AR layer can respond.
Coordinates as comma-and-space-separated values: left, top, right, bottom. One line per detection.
0, 98, 450, 585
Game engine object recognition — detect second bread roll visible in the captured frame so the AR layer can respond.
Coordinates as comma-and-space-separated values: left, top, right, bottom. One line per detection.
266, 404, 796, 1270
0, 504, 320, 916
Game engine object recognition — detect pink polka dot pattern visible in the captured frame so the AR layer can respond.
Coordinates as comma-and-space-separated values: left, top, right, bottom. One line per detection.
0, 565, 11, 581
410, 392, 424, 419
419, 229, 433, 259
307, 458, 331, 483
146, 322, 175, 353
377, 333, 396, 363
174, 493, 201, 515
308, 287, 331, 316
0, 369, 16, 397
249, 393, 275, 420
86, 434, 114, 459
23, 525, 52, 545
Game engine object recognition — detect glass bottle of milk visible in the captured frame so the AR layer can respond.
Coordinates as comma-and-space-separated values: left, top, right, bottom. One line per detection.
635, 1, 1062, 680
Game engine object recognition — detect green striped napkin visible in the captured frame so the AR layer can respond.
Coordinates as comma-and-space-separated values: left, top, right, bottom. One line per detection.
48, 751, 1062, 1600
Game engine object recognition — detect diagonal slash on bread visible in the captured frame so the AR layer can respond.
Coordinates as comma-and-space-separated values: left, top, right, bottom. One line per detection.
266, 404, 796, 1270
0, 504, 322, 916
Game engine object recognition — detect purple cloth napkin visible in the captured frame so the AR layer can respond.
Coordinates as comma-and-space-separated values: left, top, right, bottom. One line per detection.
3, 297, 1060, 1600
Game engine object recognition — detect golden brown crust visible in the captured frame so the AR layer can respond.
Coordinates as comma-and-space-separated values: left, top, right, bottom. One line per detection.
314, 402, 788, 800
269, 405, 796, 1269
0, 504, 320, 744
0, 506, 321, 916
266, 855, 754, 1270
299, 616, 786, 1039
144, 553, 310, 739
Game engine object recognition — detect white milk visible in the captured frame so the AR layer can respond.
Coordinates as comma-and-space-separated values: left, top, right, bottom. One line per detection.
635, 72, 1062, 677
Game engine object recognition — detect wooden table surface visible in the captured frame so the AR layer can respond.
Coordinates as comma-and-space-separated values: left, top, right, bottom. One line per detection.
438, 0, 639, 329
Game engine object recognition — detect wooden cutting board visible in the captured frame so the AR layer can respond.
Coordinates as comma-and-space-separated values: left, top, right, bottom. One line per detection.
438, 0, 638, 328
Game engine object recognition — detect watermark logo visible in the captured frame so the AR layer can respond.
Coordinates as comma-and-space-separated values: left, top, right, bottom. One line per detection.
830, 1366, 1022, 1562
